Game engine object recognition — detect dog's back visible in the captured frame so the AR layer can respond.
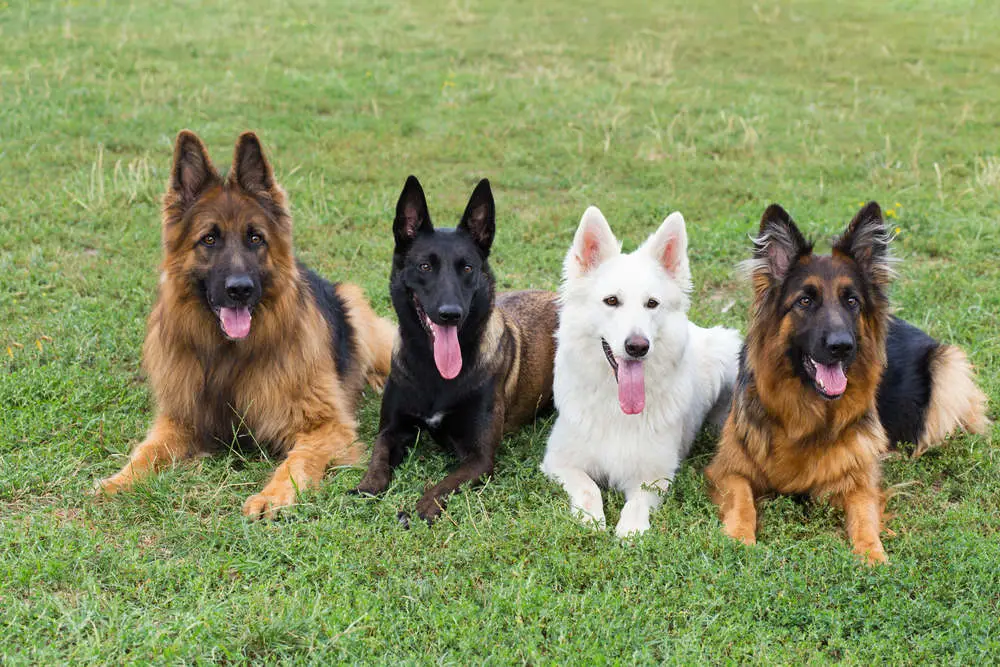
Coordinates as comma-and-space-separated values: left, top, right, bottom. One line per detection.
494, 290, 558, 431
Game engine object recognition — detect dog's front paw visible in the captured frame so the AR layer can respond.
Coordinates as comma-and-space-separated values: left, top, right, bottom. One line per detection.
350, 471, 390, 497
92, 474, 129, 497
614, 512, 650, 539
570, 493, 606, 529
415, 494, 445, 523
855, 544, 888, 566
242, 486, 297, 521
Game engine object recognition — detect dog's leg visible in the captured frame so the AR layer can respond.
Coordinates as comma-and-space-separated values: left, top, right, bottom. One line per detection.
351, 423, 419, 496
616, 479, 669, 538
414, 451, 495, 522
546, 466, 606, 529
94, 415, 194, 495
242, 419, 360, 520
709, 472, 758, 545
841, 487, 887, 565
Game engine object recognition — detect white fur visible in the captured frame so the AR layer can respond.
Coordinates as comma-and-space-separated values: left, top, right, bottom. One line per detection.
541, 206, 742, 537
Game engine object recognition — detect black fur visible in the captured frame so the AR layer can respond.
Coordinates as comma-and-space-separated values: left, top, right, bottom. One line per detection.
353, 175, 509, 522
302, 264, 355, 379
877, 316, 937, 447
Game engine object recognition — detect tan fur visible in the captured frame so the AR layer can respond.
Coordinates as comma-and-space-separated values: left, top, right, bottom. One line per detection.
913, 345, 991, 457
493, 290, 558, 430
95, 131, 395, 519
706, 250, 891, 565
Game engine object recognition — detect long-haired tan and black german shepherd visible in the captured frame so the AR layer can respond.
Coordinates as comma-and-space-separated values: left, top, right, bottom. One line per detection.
95, 131, 395, 519
351, 176, 557, 523
706, 202, 989, 563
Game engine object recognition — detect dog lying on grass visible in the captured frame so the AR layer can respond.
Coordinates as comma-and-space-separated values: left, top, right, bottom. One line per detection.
542, 206, 742, 537
352, 176, 557, 523
95, 131, 394, 519
706, 202, 989, 564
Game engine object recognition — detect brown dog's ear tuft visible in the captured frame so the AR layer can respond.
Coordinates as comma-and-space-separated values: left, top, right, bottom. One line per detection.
393, 175, 433, 248
742, 204, 812, 293
229, 132, 276, 196
168, 130, 219, 208
457, 179, 495, 257
834, 201, 895, 288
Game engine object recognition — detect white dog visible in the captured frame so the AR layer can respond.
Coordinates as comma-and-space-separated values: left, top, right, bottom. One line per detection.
541, 206, 742, 537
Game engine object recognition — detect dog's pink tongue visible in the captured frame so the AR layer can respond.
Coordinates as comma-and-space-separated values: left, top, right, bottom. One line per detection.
617, 359, 645, 415
815, 361, 848, 396
219, 307, 252, 339
430, 323, 462, 379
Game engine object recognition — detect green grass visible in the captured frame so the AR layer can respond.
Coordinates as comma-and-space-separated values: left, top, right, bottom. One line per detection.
2, 0, 999, 662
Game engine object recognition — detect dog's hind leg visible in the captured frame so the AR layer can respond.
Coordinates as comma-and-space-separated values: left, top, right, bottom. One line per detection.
94, 415, 194, 496
243, 419, 361, 520
544, 465, 606, 529
616, 479, 669, 538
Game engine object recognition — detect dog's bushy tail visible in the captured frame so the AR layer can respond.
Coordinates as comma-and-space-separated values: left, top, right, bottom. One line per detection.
913, 344, 990, 457
338, 283, 397, 392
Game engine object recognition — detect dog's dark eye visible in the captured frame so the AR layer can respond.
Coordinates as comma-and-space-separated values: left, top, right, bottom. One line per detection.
419, 262, 432, 272
796, 295, 812, 308
201, 234, 217, 247
603, 296, 619, 307
645, 298, 659, 309
846, 295, 860, 309
462, 264, 473, 274
248, 233, 264, 246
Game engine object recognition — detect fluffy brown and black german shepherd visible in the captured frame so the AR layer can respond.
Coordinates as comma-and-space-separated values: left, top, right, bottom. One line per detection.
706, 202, 989, 563
351, 176, 557, 523
95, 130, 395, 519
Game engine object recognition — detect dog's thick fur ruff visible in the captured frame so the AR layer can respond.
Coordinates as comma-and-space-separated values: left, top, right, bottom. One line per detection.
542, 207, 742, 537
706, 202, 989, 564
95, 131, 395, 519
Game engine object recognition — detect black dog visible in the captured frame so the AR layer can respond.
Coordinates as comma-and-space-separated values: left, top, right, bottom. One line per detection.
352, 176, 557, 521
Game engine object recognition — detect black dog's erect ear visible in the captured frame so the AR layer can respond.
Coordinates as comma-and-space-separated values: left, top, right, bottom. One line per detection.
230, 132, 276, 196
457, 179, 495, 257
745, 204, 812, 294
834, 201, 895, 288
393, 175, 433, 248
168, 130, 219, 208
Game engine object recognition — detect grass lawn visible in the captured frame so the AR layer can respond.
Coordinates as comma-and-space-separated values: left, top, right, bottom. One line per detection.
3, 0, 999, 662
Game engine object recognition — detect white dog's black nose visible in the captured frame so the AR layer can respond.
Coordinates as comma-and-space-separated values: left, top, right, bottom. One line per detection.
625, 335, 649, 358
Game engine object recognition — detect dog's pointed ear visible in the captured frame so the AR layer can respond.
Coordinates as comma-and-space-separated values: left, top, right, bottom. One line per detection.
394, 175, 433, 248
167, 130, 219, 209
744, 204, 812, 294
642, 212, 691, 289
229, 132, 276, 196
834, 201, 894, 288
565, 206, 619, 280
457, 179, 495, 257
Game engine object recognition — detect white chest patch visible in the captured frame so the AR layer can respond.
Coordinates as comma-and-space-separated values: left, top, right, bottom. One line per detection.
424, 412, 446, 428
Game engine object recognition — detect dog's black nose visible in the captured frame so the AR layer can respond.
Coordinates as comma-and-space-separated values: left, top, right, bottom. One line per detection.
824, 331, 855, 360
624, 335, 650, 358
225, 274, 255, 303
437, 304, 462, 323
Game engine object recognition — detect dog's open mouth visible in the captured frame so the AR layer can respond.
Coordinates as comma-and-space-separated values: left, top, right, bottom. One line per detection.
803, 355, 848, 399
414, 296, 462, 380
601, 338, 645, 415
215, 306, 253, 340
